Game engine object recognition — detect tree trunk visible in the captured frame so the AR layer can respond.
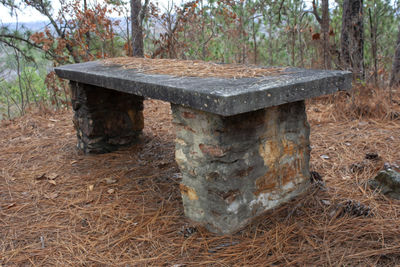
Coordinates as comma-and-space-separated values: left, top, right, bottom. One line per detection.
131, 0, 144, 57
321, 0, 331, 69
341, 0, 364, 80
311, 0, 330, 68
368, 8, 378, 85
298, 24, 304, 67
83, 0, 91, 57
268, 15, 274, 66
252, 18, 257, 64
126, 16, 132, 56
390, 25, 400, 87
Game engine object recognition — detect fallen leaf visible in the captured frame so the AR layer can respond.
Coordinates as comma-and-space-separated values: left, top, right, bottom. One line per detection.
107, 188, 115, 194
35, 173, 59, 181
70, 160, 78, 165
321, 200, 331, 205
329, 210, 337, 218
48, 173, 58, 180
105, 178, 117, 184
88, 185, 94, 191
44, 192, 58, 199
6, 203, 16, 209
48, 180, 57, 185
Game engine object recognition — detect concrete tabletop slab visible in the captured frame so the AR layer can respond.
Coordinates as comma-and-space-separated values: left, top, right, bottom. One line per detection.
54, 61, 352, 116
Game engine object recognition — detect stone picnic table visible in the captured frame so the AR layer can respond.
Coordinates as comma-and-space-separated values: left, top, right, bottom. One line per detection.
55, 59, 351, 234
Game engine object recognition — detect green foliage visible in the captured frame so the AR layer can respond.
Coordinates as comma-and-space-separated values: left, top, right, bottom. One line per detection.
364, 0, 398, 72
0, 41, 51, 119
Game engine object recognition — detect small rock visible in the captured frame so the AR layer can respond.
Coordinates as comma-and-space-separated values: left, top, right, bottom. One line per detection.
369, 169, 400, 200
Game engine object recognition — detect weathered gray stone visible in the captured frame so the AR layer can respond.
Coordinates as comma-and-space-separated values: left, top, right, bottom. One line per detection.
369, 169, 400, 200
70, 81, 144, 153
172, 101, 310, 234
55, 61, 352, 116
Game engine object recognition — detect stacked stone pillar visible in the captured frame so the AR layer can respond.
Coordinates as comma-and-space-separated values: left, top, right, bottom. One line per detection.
172, 101, 310, 234
70, 81, 144, 153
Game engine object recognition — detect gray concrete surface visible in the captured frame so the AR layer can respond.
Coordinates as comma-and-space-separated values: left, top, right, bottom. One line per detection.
55, 61, 352, 116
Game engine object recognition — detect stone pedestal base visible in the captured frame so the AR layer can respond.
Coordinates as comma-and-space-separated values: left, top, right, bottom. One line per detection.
172, 101, 310, 234
70, 81, 144, 153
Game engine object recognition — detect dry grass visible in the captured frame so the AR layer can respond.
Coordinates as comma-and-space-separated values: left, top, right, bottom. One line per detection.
1, 90, 400, 266
104, 57, 286, 79
316, 84, 400, 121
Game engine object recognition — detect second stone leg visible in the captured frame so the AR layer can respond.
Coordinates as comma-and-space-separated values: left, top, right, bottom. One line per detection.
70, 81, 144, 153
172, 102, 310, 234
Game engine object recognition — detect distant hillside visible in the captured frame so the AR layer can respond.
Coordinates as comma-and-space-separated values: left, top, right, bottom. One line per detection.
2, 18, 127, 33
2, 20, 49, 32
2, 17, 164, 35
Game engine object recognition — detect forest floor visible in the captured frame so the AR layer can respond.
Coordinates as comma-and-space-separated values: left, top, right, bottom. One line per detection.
1, 91, 400, 266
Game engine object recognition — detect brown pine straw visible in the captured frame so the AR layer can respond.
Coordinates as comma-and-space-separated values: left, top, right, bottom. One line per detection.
1, 87, 400, 266
103, 57, 286, 78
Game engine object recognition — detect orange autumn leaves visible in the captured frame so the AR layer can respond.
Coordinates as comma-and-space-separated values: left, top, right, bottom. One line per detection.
29, 1, 118, 64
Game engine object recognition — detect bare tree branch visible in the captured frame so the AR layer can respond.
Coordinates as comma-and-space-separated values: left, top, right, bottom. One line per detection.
277, 0, 286, 24
151, 1, 196, 58
140, 0, 150, 25
311, 0, 322, 24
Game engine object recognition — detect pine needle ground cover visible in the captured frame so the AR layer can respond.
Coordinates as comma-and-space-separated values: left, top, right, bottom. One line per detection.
1, 93, 400, 266
104, 57, 286, 78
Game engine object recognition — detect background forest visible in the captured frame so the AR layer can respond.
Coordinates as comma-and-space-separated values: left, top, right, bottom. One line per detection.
0, 0, 399, 119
